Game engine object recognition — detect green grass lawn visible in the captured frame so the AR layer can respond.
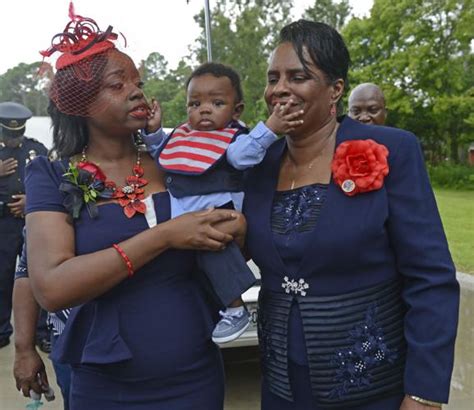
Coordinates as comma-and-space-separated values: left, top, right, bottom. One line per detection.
434, 189, 474, 274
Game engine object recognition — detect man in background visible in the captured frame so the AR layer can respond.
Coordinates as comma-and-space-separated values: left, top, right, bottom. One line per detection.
0, 102, 49, 351
348, 83, 387, 126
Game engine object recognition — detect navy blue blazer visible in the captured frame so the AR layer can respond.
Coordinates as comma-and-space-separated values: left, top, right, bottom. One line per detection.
243, 116, 459, 403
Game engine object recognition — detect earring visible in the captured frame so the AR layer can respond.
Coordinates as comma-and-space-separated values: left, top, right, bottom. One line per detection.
330, 104, 336, 116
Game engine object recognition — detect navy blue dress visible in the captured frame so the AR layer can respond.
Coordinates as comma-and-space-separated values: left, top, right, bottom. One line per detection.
25, 157, 224, 410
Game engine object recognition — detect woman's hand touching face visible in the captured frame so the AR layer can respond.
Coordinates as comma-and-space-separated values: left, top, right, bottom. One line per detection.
264, 42, 343, 136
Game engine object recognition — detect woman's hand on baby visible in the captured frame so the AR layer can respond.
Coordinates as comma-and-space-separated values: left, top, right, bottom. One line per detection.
146, 98, 162, 133
162, 208, 238, 251
213, 211, 247, 249
265, 99, 304, 135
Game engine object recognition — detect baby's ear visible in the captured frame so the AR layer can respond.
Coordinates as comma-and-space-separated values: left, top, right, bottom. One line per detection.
232, 102, 245, 120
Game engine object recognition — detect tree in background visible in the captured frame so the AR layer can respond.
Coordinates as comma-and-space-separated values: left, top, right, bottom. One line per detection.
140, 52, 169, 83
2, 0, 472, 164
140, 53, 192, 127
343, 0, 474, 162
0, 62, 50, 116
190, 0, 293, 125
303, 0, 351, 31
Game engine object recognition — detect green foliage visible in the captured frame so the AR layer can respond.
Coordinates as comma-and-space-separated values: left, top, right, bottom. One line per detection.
303, 0, 351, 31
63, 163, 101, 204
434, 188, 474, 273
427, 163, 474, 190
343, 0, 474, 163
190, 0, 293, 126
1, 0, 472, 165
0, 62, 50, 115
139, 52, 169, 82
142, 60, 192, 127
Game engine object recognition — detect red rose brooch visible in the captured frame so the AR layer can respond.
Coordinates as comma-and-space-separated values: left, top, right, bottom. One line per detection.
331, 139, 389, 196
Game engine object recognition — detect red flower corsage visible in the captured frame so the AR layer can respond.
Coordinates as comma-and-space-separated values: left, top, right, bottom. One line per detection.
331, 139, 389, 196
60, 161, 114, 219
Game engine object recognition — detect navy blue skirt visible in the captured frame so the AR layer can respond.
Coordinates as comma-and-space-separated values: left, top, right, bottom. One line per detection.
70, 346, 224, 410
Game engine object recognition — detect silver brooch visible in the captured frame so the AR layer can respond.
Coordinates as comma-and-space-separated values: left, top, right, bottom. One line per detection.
281, 276, 309, 296
122, 185, 135, 194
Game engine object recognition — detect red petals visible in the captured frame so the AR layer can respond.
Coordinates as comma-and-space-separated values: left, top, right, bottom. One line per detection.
105, 181, 117, 190
78, 161, 107, 181
74, 150, 148, 218
133, 164, 144, 177
124, 203, 136, 218
114, 174, 149, 218
118, 197, 130, 207
122, 199, 146, 218
332, 139, 389, 196
126, 175, 147, 187
132, 200, 146, 214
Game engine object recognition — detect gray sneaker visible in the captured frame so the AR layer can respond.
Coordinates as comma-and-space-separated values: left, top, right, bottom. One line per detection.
212, 309, 251, 344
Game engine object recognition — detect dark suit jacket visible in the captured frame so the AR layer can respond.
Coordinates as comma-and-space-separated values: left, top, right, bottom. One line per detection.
243, 116, 459, 403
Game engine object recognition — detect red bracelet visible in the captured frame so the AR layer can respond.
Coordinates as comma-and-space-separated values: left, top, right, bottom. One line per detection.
112, 244, 134, 278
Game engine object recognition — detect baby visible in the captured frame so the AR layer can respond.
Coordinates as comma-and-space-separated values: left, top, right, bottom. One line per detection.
144, 62, 303, 344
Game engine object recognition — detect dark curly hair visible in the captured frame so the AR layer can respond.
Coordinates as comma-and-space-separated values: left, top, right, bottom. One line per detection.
185, 62, 244, 103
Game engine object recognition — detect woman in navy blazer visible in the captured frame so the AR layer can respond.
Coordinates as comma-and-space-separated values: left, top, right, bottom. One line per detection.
243, 20, 459, 410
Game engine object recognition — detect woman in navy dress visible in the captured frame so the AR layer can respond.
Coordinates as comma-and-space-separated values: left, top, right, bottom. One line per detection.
24, 8, 242, 410
243, 21, 459, 409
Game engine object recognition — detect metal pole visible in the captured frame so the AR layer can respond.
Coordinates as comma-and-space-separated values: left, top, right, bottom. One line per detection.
204, 0, 213, 61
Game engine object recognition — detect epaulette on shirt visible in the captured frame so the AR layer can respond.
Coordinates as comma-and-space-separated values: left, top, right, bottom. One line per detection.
24, 136, 45, 146
158, 123, 240, 175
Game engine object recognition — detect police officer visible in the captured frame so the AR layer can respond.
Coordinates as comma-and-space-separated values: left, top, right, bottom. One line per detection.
0, 102, 48, 349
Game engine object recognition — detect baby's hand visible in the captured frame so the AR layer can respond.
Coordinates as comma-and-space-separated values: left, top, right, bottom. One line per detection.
146, 98, 162, 134
265, 99, 304, 136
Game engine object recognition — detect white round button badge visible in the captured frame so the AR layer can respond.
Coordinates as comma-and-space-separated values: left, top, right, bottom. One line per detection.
341, 179, 356, 193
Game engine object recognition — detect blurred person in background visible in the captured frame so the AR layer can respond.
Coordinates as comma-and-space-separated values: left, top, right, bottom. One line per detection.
0, 101, 49, 351
348, 83, 387, 126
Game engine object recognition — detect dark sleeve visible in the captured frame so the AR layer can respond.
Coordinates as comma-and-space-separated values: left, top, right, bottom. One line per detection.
385, 132, 459, 403
15, 229, 28, 280
37, 142, 49, 156
25, 156, 68, 214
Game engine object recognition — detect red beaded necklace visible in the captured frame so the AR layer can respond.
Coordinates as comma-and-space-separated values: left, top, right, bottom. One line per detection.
81, 147, 148, 218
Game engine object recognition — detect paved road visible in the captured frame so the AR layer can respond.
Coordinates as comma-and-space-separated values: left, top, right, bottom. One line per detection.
0, 343, 262, 410
1, 343, 472, 409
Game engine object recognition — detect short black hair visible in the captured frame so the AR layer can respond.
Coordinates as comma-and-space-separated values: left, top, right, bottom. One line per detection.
185, 62, 244, 103
279, 20, 350, 90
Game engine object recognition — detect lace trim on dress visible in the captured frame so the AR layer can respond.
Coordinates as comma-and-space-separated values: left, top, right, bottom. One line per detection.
271, 183, 328, 234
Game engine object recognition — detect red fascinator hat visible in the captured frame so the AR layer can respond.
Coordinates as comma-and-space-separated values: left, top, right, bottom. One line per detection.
40, 2, 126, 116
40, 2, 119, 69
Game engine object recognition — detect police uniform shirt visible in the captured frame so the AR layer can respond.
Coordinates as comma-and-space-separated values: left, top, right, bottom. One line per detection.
0, 137, 48, 204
